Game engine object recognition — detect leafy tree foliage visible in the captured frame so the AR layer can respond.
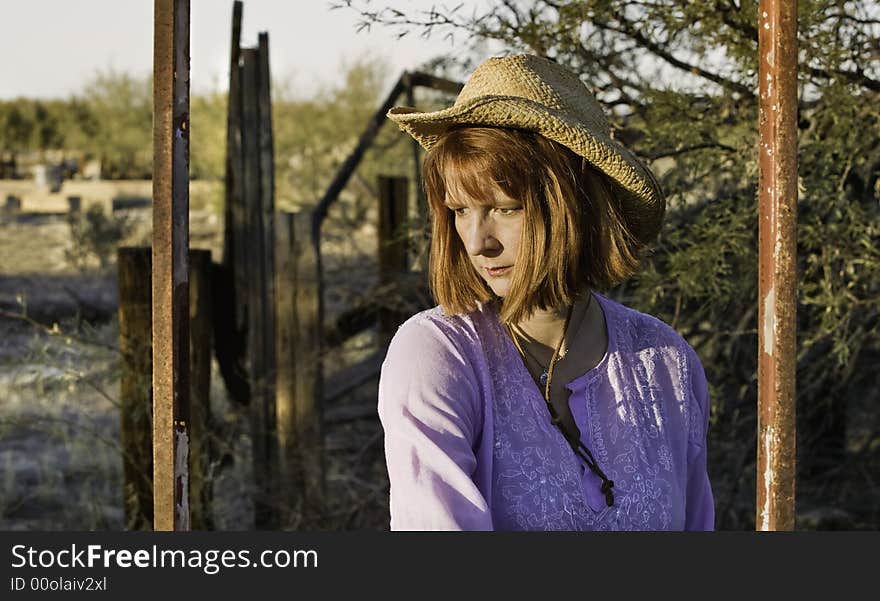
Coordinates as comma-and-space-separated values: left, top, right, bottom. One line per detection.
0, 70, 151, 178
0, 98, 84, 153
190, 91, 227, 181
78, 70, 153, 179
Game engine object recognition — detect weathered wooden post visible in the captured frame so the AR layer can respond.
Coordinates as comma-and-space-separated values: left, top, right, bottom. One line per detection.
275, 209, 325, 528
225, 0, 247, 333
152, 0, 191, 531
378, 176, 410, 348
118, 247, 153, 531
257, 32, 277, 418
275, 211, 299, 527
118, 247, 213, 530
757, 0, 798, 531
241, 43, 279, 529
188, 249, 214, 530
213, 0, 249, 409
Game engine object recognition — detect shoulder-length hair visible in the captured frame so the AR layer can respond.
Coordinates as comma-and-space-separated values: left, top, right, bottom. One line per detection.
423, 126, 645, 324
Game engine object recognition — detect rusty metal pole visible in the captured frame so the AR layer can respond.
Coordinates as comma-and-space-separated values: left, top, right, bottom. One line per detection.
757, 0, 798, 531
152, 0, 191, 531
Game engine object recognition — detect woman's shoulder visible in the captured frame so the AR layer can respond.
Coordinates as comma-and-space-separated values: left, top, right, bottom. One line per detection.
597, 292, 699, 359
597, 293, 710, 435
390, 303, 494, 350
398, 304, 471, 330
383, 303, 496, 372
379, 306, 489, 445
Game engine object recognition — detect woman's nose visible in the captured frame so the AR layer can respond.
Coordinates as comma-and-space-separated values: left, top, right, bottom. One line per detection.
462, 216, 500, 256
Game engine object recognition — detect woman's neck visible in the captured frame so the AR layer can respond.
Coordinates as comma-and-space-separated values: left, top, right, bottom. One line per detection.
512, 292, 591, 352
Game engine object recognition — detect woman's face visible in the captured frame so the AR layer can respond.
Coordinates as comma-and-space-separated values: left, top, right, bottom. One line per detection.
446, 186, 524, 298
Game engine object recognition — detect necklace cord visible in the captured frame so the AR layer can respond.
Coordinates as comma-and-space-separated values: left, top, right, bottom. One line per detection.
507, 294, 614, 507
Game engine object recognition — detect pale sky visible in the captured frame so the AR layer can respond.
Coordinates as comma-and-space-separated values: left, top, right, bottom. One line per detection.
0, 0, 494, 100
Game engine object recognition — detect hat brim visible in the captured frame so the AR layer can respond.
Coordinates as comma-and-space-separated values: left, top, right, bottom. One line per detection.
388, 94, 665, 244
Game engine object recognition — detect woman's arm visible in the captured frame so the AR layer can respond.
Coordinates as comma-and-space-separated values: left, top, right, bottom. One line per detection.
684, 345, 715, 531
378, 317, 493, 530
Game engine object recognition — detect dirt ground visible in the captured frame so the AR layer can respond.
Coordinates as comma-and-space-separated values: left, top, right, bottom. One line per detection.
0, 179, 390, 531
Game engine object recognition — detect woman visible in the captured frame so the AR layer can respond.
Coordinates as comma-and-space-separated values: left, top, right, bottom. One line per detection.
378, 54, 714, 530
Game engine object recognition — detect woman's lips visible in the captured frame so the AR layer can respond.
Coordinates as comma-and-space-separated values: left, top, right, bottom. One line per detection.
486, 266, 512, 277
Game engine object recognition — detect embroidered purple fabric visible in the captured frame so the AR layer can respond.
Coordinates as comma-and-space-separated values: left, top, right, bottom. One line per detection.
378, 291, 715, 531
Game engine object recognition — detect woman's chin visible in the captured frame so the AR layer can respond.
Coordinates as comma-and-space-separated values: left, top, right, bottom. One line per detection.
487, 283, 510, 298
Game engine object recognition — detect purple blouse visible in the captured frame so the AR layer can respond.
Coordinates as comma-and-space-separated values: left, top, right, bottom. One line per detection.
377, 291, 715, 531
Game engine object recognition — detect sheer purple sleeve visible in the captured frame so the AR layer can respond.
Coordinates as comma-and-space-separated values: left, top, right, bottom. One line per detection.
684, 346, 716, 531
377, 317, 493, 531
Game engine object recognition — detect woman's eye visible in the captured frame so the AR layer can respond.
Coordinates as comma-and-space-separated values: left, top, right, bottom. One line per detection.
452, 207, 469, 216
495, 207, 521, 216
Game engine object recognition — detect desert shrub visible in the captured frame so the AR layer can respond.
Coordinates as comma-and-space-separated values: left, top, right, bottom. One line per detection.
65, 204, 133, 269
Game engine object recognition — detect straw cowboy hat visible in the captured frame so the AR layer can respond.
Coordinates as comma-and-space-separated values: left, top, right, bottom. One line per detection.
387, 54, 665, 244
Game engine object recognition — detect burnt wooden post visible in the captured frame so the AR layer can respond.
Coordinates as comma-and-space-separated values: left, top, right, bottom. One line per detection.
188, 249, 214, 530
118, 247, 153, 531
152, 0, 191, 531
212, 0, 249, 408
241, 45, 279, 528
224, 0, 247, 333
276, 209, 325, 528
257, 32, 277, 411
378, 176, 409, 348
757, 0, 798, 531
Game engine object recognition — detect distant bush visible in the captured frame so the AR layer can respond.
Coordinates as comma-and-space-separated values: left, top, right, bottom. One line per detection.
65, 205, 133, 269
